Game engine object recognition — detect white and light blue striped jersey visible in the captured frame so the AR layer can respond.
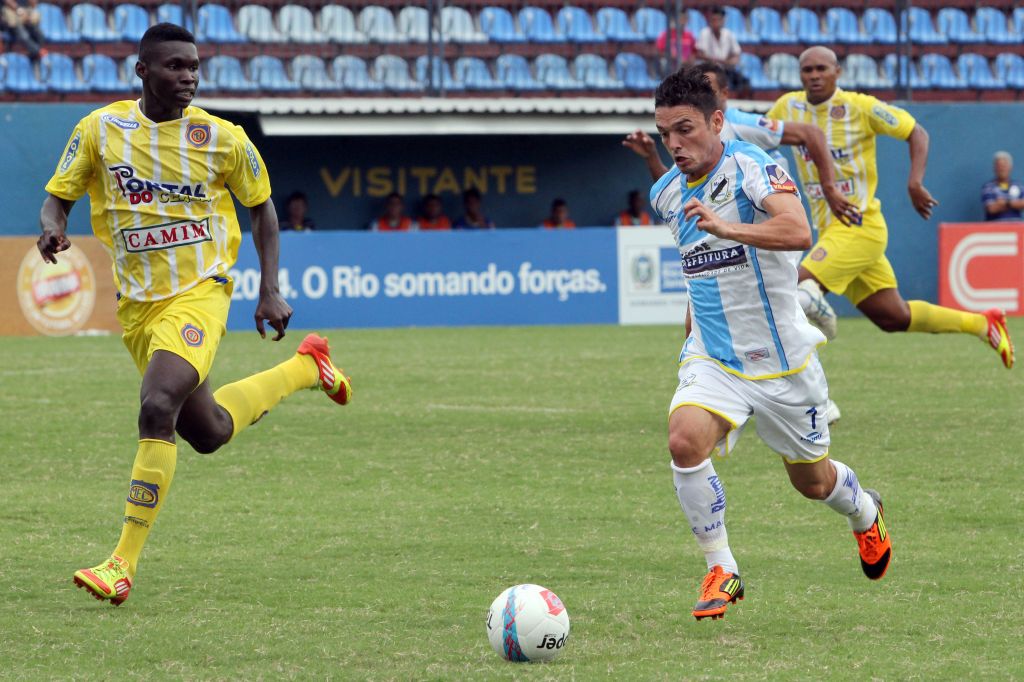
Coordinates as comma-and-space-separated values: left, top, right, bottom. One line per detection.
650, 140, 825, 379
722, 108, 789, 172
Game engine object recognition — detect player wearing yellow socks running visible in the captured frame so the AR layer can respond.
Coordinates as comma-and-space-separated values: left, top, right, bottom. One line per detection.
38, 24, 352, 606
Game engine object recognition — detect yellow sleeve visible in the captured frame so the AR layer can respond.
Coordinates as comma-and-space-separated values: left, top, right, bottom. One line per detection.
44, 116, 98, 201
854, 93, 916, 140
224, 124, 272, 208
765, 93, 792, 121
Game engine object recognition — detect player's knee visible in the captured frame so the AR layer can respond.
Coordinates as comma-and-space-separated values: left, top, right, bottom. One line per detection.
792, 478, 832, 500
874, 314, 909, 333
138, 389, 182, 431
184, 433, 226, 455
668, 429, 710, 468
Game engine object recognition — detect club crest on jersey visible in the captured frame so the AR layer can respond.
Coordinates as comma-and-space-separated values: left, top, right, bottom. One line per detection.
121, 217, 213, 253
830, 104, 846, 120
707, 173, 732, 205
766, 164, 797, 194
810, 247, 828, 261
59, 131, 81, 172
682, 242, 749, 278
181, 323, 205, 347
245, 142, 261, 178
101, 114, 140, 130
127, 480, 159, 508
186, 123, 211, 148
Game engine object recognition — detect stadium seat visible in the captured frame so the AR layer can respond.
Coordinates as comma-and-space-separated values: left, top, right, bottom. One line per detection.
397, 7, 429, 42
519, 7, 561, 43
919, 54, 962, 89
479, 7, 525, 43
535, 54, 583, 90
279, 5, 326, 44
441, 7, 487, 43
936, 8, 984, 44
415, 56, 463, 91
237, 5, 286, 43
197, 4, 246, 44
573, 54, 622, 90
723, 6, 758, 45
123, 54, 141, 91
359, 6, 404, 43
82, 54, 128, 92
70, 3, 119, 42
156, 3, 194, 33
41, 52, 88, 93
845, 54, 891, 89
826, 8, 869, 45
249, 55, 298, 92
205, 55, 257, 92
863, 9, 898, 45
595, 8, 643, 42
1014, 8, 1024, 37
765, 53, 801, 89
749, 8, 797, 45
836, 64, 856, 90
292, 55, 336, 92
332, 55, 382, 91
787, 8, 831, 44
494, 54, 544, 91
996, 53, 1024, 89
900, 8, 946, 45
882, 54, 928, 89
958, 53, 1003, 89
613, 52, 660, 91
633, 8, 666, 42
2, 53, 47, 93
37, 4, 80, 43
113, 4, 149, 43
453, 57, 501, 90
686, 9, 707, 35
556, 6, 605, 44
373, 55, 421, 91
319, 6, 368, 44
976, 8, 1018, 44
738, 53, 778, 90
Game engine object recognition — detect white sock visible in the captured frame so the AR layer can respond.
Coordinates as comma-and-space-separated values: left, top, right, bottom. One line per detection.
671, 459, 739, 575
823, 460, 877, 532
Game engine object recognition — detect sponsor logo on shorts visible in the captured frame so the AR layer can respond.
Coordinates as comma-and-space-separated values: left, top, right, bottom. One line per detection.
872, 105, 898, 127
181, 323, 205, 347
186, 123, 211, 148
682, 242, 749, 278
677, 372, 697, 390
245, 142, 261, 178
810, 247, 828, 261
766, 164, 798, 194
59, 130, 81, 172
16, 244, 96, 336
744, 348, 771, 362
757, 116, 780, 133
121, 218, 212, 253
830, 104, 846, 120
801, 430, 824, 443
101, 114, 140, 130
707, 173, 732, 206
127, 480, 159, 508
708, 475, 726, 513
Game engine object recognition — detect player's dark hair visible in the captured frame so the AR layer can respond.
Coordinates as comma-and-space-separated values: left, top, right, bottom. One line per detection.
386, 191, 402, 201
654, 64, 719, 121
139, 23, 196, 62
696, 61, 729, 91
708, 7, 725, 17
551, 198, 567, 209
463, 188, 482, 202
286, 191, 307, 205
627, 189, 640, 201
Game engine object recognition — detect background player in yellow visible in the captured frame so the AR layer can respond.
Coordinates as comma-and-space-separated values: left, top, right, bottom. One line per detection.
37, 24, 353, 606
768, 46, 1013, 371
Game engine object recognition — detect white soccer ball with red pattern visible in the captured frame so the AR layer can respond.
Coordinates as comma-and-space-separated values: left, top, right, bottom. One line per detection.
485, 584, 570, 662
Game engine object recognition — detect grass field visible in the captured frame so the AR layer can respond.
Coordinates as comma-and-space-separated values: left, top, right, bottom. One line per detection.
2, 319, 1022, 680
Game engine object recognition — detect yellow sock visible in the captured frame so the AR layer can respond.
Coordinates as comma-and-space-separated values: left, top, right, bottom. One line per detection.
907, 300, 986, 336
114, 439, 177, 577
213, 354, 318, 440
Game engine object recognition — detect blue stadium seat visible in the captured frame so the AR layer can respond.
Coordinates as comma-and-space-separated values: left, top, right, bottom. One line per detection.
958, 53, 1003, 89
495, 54, 543, 91
37, 4, 80, 43
749, 8, 797, 45
686, 9, 707, 35
249, 55, 298, 92
845, 54, 891, 89
279, 5, 326, 44
70, 4, 119, 42
332, 55, 382, 91
42, 52, 88, 92
123, 54, 141, 91
863, 9, 898, 45
453, 57, 501, 90
415, 56, 463, 91
826, 8, 869, 45
613, 52, 660, 91
723, 6, 758, 45
206, 55, 257, 92
1014, 8, 1024, 37
595, 8, 642, 42
82, 54, 128, 92
112, 4, 149, 43
556, 6, 605, 43
519, 7, 561, 43
535, 54, 583, 90
397, 7, 429, 42
320, 7, 368, 44
937, 8, 984, 44
441, 7, 487, 42
787, 7, 831, 44
633, 8, 666, 42
479, 7, 525, 43
292, 55, 336, 92
765, 53, 800, 89
976, 8, 1018, 44
156, 3, 194, 33
237, 5, 286, 43
374, 55, 421, 91
359, 6, 404, 43
738, 53, 778, 90
197, 4, 247, 44
882, 54, 928, 89
3, 53, 47, 93
996, 53, 1024, 89
900, 8, 946, 45
573, 54, 622, 90
919, 54, 963, 89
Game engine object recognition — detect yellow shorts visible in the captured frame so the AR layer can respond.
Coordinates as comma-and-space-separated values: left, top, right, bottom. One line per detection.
802, 211, 899, 306
117, 278, 232, 383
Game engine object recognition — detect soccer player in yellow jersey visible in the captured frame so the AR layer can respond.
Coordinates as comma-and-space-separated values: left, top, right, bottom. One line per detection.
767, 46, 1014, 370
37, 24, 353, 606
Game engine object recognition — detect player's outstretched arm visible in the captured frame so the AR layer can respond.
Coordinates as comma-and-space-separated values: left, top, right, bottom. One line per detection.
250, 197, 293, 341
37, 194, 74, 264
906, 124, 938, 220
622, 130, 670, 182
779, 121, 860, 226
684, 193, 811, 251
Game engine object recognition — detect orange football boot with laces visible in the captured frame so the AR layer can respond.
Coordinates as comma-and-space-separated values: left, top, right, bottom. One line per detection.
297, 333, 353, 405
692, 565, 744, 620
983, 308, 1014, 369
854, 489, 892, 580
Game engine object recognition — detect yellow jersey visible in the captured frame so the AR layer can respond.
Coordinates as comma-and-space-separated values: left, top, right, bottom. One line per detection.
766, 88, 916, 230
45, 100, 271, 302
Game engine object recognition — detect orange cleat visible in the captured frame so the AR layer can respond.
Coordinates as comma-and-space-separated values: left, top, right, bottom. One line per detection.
983, 308, 1014, 369
854, 489, 892, 580
73, 555, 132, 606
297, 333, 353, 405
692, 565, 744, 620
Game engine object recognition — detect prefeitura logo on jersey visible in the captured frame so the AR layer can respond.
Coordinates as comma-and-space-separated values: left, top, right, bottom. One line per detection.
681, 242, 749, 278
120, 218, 213, 253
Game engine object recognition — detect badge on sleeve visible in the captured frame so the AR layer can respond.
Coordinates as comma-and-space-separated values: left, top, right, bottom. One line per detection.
766, 164, 797, 194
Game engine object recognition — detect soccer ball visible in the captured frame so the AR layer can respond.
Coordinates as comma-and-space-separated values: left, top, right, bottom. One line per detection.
485, 584, 570, 662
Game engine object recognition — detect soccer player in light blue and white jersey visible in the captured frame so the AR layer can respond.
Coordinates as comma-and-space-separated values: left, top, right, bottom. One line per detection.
650, 66, 891, 622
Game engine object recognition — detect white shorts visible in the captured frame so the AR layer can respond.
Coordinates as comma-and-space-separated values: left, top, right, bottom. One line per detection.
668, 355, 831, 463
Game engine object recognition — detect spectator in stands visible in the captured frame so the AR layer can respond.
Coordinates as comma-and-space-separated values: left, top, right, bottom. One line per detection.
541, 198, 576, 229
655, 10, 695, 65
453, 188, 495, 229
2, 0, 46, 61
371, 192, 417, 231
695, 8, 746, 92
615, 190, 653, 227
279, 191, 316, 231
982, 151, 1024, 222
417, 194, 452, 230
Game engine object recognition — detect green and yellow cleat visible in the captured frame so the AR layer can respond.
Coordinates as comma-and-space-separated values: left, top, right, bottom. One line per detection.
73, 555, 132, 606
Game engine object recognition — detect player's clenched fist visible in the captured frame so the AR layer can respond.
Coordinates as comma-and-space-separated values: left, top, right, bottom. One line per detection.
37, 227, 71, 264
